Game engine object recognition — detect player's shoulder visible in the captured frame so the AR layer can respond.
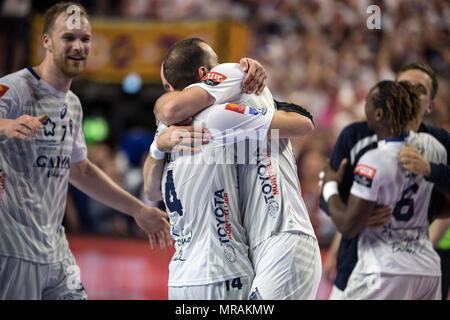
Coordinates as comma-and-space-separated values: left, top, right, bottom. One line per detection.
337, 121, 373, 144
356, 146, 394, 179
419, 123, 450, 148
67, 90, 82, 105
209, 63, 244, 78
340, 121, 371, 137
407, 131, 447, 163
0, 68, 34, 93
334, 121, 376, 159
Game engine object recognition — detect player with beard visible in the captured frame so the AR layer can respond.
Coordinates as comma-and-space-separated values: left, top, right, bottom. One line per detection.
145, 38, 321, 299
0, 2, 171, 299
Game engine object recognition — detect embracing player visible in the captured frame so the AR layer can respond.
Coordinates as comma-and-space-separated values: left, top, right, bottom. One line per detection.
322, 81, 447, 299
146, 38, 321, 300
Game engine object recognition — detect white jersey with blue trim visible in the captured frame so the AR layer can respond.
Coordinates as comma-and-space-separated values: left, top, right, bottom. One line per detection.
0, 68, 87, 263
350, 131, 447, 276
189, 63, 317, 251
161, 102, 275, 286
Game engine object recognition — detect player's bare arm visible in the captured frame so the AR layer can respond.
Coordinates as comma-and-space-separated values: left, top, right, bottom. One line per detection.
269, 109, 314, 138
143, 156, 165, 202
155, 59, 267, 125
323, 158, 383, 238
154, 87, 215, 125
0, 114, 48, 141
144, 125, 210, 201
69, 158, 172, 249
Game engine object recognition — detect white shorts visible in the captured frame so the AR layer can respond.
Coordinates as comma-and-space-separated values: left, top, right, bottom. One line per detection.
0, 255, 87, 300
249, 232, 322, 300
328, 285, 344, 300
169, 276, 251, 300
343, 261, 441, 300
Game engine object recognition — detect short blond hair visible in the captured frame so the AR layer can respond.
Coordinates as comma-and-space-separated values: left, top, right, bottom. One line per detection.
43, 2, 89, 35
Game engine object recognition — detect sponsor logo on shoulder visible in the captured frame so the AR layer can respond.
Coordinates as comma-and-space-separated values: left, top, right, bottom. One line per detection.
225, 103, 246, 114
354, 164, 376, 187
225, 103, 266, 116
201, 71, 227, 86
0, 85, 9, 98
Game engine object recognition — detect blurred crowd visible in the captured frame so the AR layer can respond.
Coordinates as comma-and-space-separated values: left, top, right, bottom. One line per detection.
2, 0, 449, 247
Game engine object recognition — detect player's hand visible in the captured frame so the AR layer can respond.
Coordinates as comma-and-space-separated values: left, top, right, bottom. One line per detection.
323, 158, 348, 185
156, 125, 210, 153
3, 114, 48, 141
133, 206, 173, 250
240, 57, 267, 95
399, 144, 431, 177
367, 205, 391, 228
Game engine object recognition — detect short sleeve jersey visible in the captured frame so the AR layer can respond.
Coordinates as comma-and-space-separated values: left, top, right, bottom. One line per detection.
189, 63, 317, 252
162, 102, 275, 286
0, 68, 87, 263
350, 131, 447, 276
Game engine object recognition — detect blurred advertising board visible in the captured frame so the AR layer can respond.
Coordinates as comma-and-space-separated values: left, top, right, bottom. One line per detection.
30, 16, 250, 83
68, 235, 174, 300
68, 235, 333, 300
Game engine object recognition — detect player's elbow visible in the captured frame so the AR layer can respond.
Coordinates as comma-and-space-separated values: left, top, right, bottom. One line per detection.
146, 187, 163, 202
160, 102, 182, 124
301, 118, 314, 136
338, 218, 362, 238
290, 117, 314, 137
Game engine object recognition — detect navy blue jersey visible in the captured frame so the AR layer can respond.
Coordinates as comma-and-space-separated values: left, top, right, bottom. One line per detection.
320, 121, 450, 291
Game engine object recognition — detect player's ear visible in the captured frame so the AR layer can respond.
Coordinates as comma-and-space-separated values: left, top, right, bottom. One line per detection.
42, 34, 53, 53
425, 101, 435, 114
197, 66, 208, 81
375, 108, 383, 121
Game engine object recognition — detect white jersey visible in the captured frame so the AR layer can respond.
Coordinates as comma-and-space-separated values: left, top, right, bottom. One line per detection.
162, 102, 275, 286
189, 63, 317, 250
0, 68, 87, 263
350, 131, 447, 277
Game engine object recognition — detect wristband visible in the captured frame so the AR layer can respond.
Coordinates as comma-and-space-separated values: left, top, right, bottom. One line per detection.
150, 140, 165, 160
323, 181, 339, 202
155, 122, 169, 138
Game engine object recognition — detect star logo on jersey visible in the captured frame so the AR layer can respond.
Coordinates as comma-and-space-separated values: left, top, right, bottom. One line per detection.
201, 71, 227, 86
42, 118, 56, 136
0, 85, 9, 99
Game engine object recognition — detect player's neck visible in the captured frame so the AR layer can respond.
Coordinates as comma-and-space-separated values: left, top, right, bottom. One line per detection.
33, 60, 73, 93
377, 129, 399, 141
